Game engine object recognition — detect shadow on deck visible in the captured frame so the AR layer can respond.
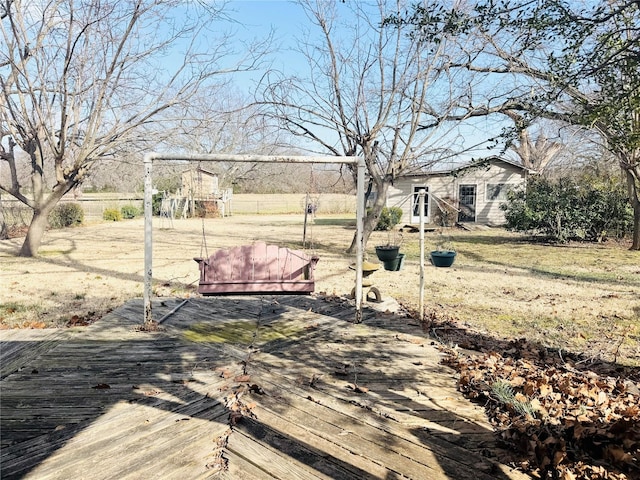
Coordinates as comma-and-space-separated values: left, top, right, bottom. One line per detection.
0, 295, 531, 479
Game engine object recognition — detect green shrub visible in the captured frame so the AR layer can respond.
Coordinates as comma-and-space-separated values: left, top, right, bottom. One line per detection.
120, 204, 140, 219
152, 194, 162, 216
103, 208, 122, 221
49, 203, 84, 229
501, 176, 632, 242
372, 206, 403, 231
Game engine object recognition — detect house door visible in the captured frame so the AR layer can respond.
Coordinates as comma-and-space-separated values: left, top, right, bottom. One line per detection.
411, 186, 429, 223
458, 185, 477, 222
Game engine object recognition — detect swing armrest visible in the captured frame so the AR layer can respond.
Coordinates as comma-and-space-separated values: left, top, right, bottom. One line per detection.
306, 256, 320, 280
194, 257, 210, 284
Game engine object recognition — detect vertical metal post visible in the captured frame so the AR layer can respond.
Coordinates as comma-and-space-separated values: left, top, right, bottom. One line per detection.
190, 169, 195, 218
354, 157, 365, 323
302, 192, 309, 247
143, 153, 154, 325
418, 189, 426, 322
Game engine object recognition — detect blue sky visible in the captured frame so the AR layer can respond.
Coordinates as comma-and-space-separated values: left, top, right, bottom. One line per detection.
196, 0, 512, 163
221, 1, 309, 85
226, 0, 306, 39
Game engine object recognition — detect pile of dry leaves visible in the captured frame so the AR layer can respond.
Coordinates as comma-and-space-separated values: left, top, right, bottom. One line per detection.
426, 311, 640, 479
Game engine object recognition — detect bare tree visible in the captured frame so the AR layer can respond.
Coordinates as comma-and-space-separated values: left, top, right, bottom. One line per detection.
0, 0, 267, 256
169, 89, 300, 190
503, 112, 563, 173
259, 0, 488, 252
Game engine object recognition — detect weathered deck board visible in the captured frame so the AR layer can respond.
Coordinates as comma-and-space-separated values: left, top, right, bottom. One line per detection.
222, 450, 281, 479
0, 295, 531, 479
241, 398, 449, 479
244, 366, 503, 479
0, 329, 67, 380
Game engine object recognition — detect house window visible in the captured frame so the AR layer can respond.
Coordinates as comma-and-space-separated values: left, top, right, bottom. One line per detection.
486, 183, 511, 201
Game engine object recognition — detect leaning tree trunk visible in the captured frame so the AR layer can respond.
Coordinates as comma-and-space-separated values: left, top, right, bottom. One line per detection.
346, 182, 389, 254
18, 191, 64, 257
19, 209, 51, 257
625, 167, 640, 251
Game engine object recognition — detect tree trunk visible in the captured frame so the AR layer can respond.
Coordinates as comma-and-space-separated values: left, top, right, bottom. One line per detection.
19, 209, 50, 257
346, 182, 389, 254
18, 190, 65, 257
632, 201, 640, 250
625, 167, 640, 250
0, 197, 7, 240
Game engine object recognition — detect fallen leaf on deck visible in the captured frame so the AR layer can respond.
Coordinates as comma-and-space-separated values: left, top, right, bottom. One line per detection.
248, 384, 265, 394
346, 383, 369, 394
91, 383, 110, 389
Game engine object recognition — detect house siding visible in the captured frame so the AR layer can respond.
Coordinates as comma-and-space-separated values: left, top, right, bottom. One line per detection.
386, 160, 527, 225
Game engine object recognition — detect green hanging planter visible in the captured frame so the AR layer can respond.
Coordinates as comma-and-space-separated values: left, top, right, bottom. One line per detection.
430, 250, 456, 268
375, 245, 400, 262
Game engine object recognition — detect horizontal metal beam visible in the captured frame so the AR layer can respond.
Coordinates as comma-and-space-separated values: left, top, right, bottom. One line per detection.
144, 152, 359, 165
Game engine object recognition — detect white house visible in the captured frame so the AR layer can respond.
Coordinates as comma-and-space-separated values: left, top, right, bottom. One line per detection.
385, 157, 535, 226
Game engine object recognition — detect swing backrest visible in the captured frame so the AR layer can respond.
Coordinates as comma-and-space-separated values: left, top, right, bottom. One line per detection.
194, 242, 319, 295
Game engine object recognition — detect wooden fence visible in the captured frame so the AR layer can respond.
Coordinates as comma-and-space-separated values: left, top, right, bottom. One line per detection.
1, 193, 356, 225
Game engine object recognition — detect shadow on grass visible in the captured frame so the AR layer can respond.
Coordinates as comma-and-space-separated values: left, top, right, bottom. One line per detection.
444, 233, 538, 246
458, 248, 639, 287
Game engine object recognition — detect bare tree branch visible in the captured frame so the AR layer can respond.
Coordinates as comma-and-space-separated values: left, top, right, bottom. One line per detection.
0, 0, 269, 255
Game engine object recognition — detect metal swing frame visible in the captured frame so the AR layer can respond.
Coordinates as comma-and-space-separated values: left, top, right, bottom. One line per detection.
143, 152, 366, 325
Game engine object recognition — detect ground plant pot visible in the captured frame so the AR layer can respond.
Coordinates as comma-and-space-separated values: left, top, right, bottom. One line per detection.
375, 246, 400, 262
430, 250, 456, 267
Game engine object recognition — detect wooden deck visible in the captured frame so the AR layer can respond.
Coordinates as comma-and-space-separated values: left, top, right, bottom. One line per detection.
1, 295, 531, 479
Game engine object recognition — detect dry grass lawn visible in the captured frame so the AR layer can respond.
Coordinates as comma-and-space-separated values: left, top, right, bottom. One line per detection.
1, 214, 638, 366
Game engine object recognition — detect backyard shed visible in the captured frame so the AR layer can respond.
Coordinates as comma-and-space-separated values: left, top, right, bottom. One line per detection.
386, 157, 535, 225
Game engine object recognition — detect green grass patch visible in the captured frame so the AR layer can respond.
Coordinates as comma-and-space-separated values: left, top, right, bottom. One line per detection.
0, 301, 47, 328
39, 249, 74, 256
314, 218, 356, 227
0, 302, 32, 315
400, 229, 639, 287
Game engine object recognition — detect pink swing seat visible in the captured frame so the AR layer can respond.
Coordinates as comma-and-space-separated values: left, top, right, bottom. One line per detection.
194, 242, 319, 295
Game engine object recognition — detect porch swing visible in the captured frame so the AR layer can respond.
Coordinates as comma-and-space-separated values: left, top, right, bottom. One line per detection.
143, 151, 365, 326
193, 167, 320, 296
